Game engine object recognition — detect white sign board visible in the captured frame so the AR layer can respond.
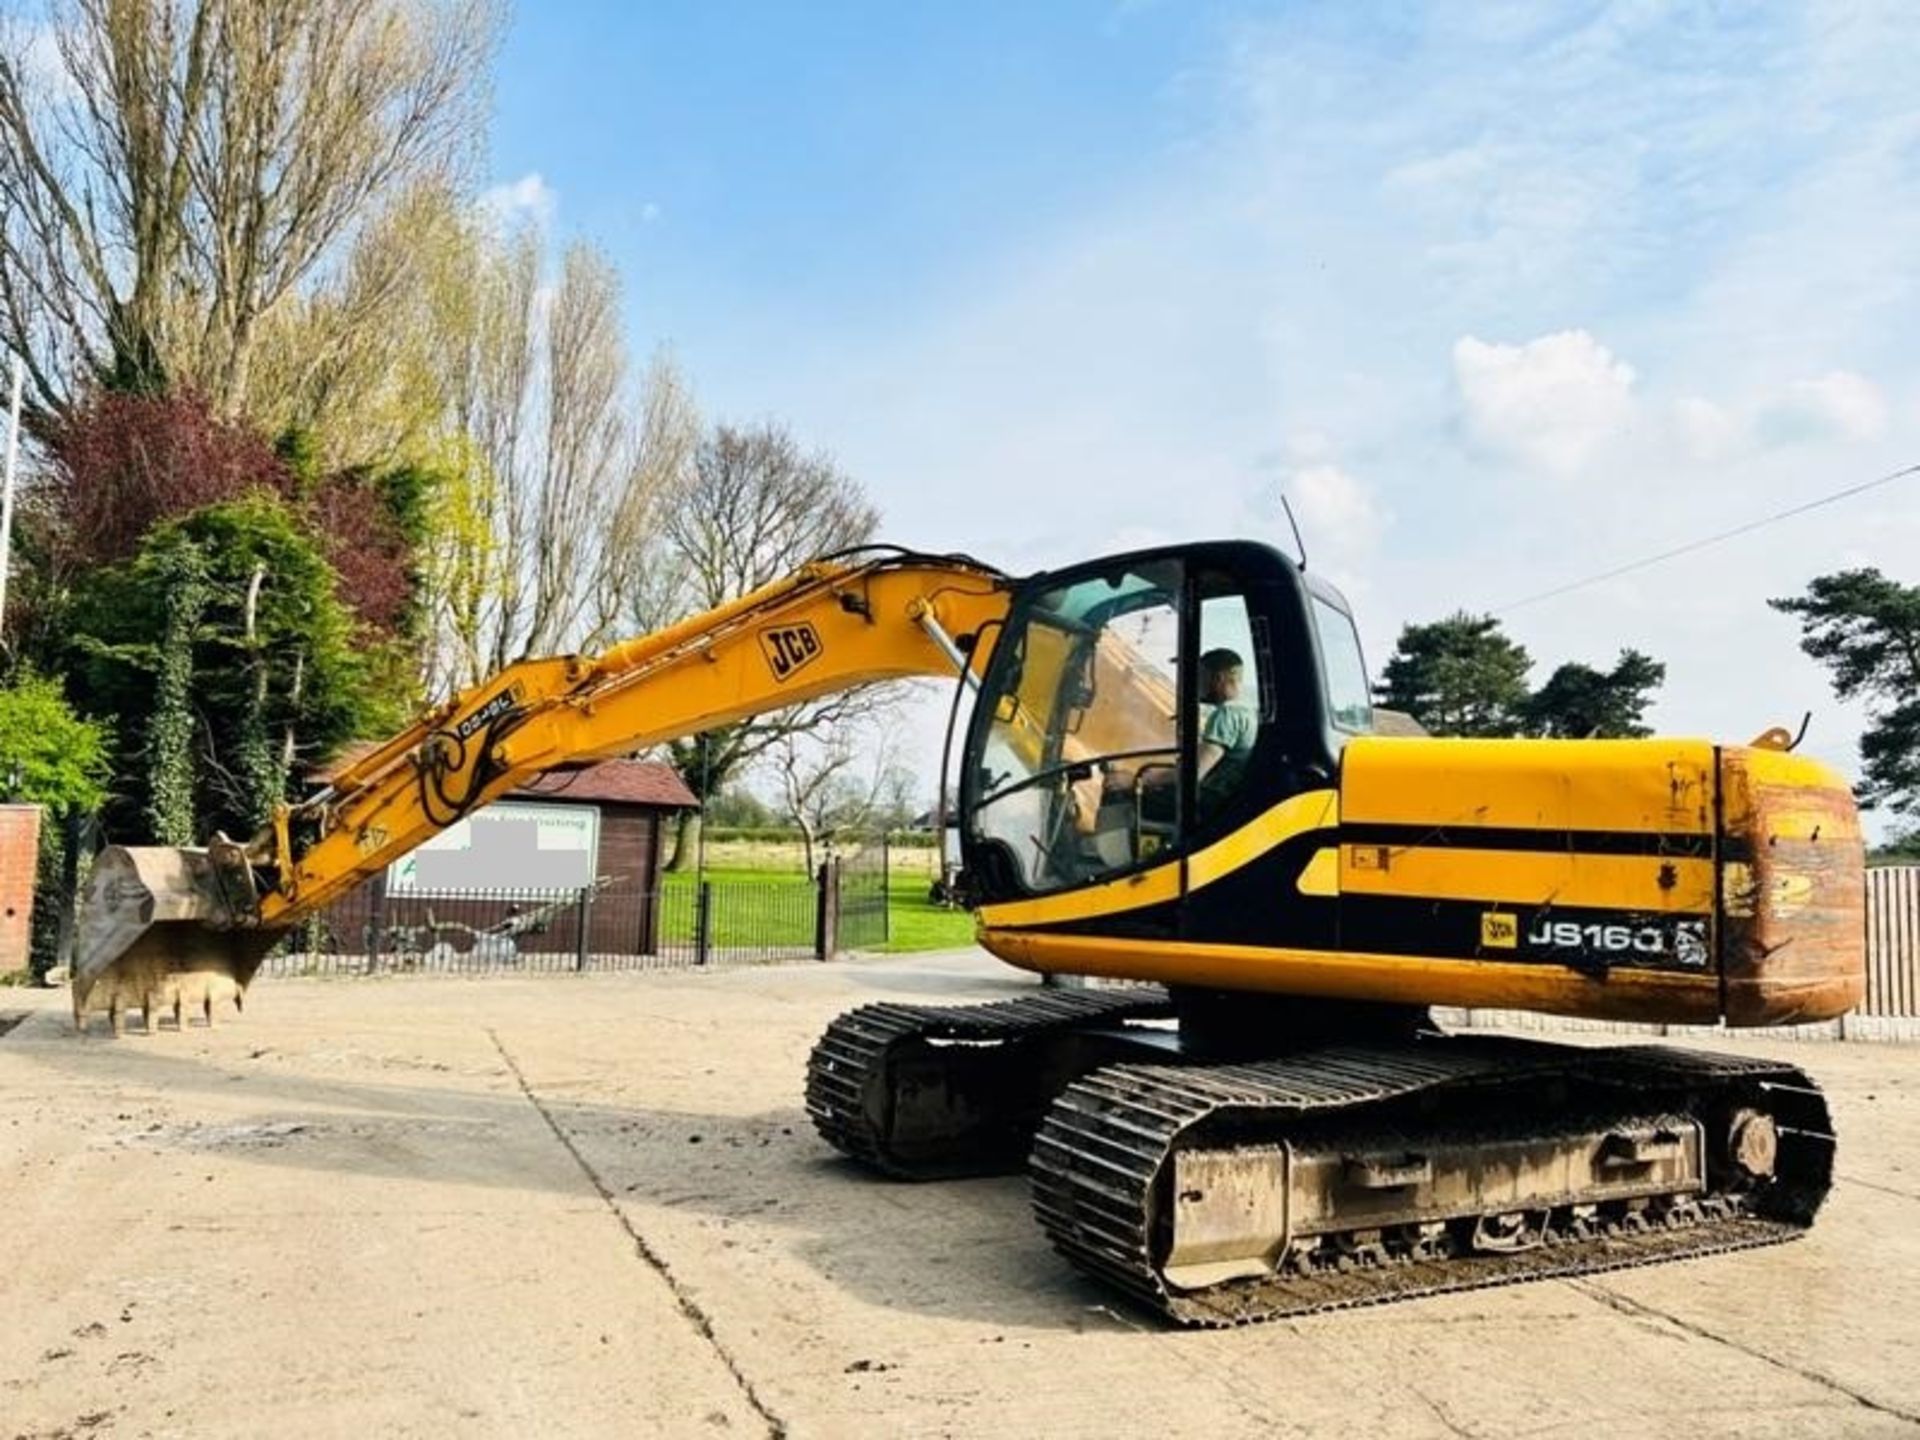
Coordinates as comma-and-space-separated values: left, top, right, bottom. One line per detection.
388, 801, 601, 893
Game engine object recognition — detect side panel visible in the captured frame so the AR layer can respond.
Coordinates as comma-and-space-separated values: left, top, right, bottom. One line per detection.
1336, 736, 1720, 986
1340, 735, 1717, 837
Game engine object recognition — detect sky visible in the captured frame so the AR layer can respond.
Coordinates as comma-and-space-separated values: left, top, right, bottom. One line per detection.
486, 2, 1920, 826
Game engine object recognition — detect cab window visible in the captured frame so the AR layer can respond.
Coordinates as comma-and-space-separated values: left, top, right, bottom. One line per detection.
1311, 593, 1373, 733
968, 560, 1182, 893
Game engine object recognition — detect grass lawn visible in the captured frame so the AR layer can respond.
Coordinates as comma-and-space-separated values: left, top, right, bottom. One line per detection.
657, 855, 975, 953
658, 867, 815, 947
880, 870, 975, 953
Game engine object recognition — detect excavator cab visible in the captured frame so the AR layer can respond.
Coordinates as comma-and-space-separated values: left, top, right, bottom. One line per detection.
960, 540, 1354, 910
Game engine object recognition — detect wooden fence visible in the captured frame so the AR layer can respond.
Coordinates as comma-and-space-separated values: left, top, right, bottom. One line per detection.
1865, 864, 1920, 1018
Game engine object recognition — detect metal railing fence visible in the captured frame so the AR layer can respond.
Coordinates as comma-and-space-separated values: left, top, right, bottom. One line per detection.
259, 835, 896, 978
261, 878, 822, 977
835, 833, 891, 952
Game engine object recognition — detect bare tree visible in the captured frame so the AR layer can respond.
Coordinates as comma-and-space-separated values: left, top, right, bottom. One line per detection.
588, 354, 698, 642
648, 421, 890, 869
248, 180, 699, 695
0, 0, 502, 423
772, 723, 898, 877
440, 240, 696, 684
657, 422, 880, 609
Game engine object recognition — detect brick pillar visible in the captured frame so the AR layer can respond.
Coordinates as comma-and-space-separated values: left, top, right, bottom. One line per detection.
0, 805, 42, 977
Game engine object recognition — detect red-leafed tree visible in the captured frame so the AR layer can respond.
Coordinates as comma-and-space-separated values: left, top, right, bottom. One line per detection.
306, 473, 419, 637
28, 388, 416, 639
38, 390, 287, 575
11, 389, 428, 842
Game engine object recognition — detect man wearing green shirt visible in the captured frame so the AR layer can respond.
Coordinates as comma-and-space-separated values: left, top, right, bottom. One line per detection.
1197, 647, 1256, 813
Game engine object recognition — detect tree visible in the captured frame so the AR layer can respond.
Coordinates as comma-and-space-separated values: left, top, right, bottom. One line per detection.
657, 423, 881, 607
872, 760, 922, 833
0, 671, 111, 814
1873, 829, 1920, 864
1523, 649, 1665, 739
32, 387, 287, 581
0, 670, 113, 976
771, 724, 898, 877
0, 0, 503, 423
66, 493, 392, 841
702, 785, 774, 829
332, 209, 700, 692
1375, 613, 1532, 738
1772, 568, 1920, 818
16, 389, 422, 681
645, 421, 886, 869
243, 180, 476, 472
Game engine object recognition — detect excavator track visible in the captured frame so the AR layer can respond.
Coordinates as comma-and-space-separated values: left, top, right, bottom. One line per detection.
1031, 1039, 1834, 1326
806, 985, 1175, 1178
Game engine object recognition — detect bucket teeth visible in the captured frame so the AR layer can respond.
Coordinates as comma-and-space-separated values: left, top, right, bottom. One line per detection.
71, 845, 280, 1037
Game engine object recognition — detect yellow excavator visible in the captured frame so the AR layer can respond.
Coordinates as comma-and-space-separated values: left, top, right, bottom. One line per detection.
72, 540, 1864, 1325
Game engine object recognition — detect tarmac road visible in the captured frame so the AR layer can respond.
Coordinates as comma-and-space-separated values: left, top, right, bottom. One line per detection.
2, 950, 1917, 1439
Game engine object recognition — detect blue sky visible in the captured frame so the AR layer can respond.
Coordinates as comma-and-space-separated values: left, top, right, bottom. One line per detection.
487, 2, 1920, 816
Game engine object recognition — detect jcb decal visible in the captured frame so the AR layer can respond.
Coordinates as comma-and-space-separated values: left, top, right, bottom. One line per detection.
1525, 916, 1710, 969
760, 623, 823, 682
1480, 911, 1518, 949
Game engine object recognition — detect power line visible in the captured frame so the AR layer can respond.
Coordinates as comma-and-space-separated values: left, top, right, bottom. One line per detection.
1496, 460, 1920, 614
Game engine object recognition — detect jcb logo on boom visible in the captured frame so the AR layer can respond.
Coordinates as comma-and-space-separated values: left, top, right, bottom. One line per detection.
760, 623, 823, 682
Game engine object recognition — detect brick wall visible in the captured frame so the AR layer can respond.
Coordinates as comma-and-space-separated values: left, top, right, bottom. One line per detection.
0, 805, 41, 976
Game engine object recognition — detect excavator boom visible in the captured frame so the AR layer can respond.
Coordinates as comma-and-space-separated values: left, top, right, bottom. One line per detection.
72, 550, 1012, 1031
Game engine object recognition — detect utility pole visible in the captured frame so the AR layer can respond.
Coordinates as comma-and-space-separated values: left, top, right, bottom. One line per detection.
0, 355, 22, 635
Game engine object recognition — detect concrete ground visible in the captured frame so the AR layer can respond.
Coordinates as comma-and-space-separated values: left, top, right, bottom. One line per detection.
2, 951, 1917, 1440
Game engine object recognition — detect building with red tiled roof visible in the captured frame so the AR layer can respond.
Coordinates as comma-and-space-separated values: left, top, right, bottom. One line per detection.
312, 753, 698, 962
515, 760, 698, 809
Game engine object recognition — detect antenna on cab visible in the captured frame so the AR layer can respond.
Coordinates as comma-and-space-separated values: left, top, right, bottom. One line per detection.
1280, 494, 1308, 571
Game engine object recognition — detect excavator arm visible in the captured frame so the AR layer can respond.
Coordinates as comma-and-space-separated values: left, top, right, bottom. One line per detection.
73, 550, 1013, 1032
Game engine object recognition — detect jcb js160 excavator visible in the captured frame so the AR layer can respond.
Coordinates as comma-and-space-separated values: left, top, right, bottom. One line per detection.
73, 540, 1864, 1325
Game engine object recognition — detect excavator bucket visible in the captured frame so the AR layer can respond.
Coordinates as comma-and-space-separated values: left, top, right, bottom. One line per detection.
72, 845, 280, 1035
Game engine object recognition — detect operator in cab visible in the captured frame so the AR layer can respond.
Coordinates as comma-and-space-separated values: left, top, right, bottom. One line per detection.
1196, 646, 1255, 814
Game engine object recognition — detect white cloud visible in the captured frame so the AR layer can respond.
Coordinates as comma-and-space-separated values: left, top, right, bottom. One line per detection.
1756, 371, 1889, 447
1672, 395, 1743, 463
1672, 372, 1889, 462
1452, 330, 1637, 476
480, 172, 557, 230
